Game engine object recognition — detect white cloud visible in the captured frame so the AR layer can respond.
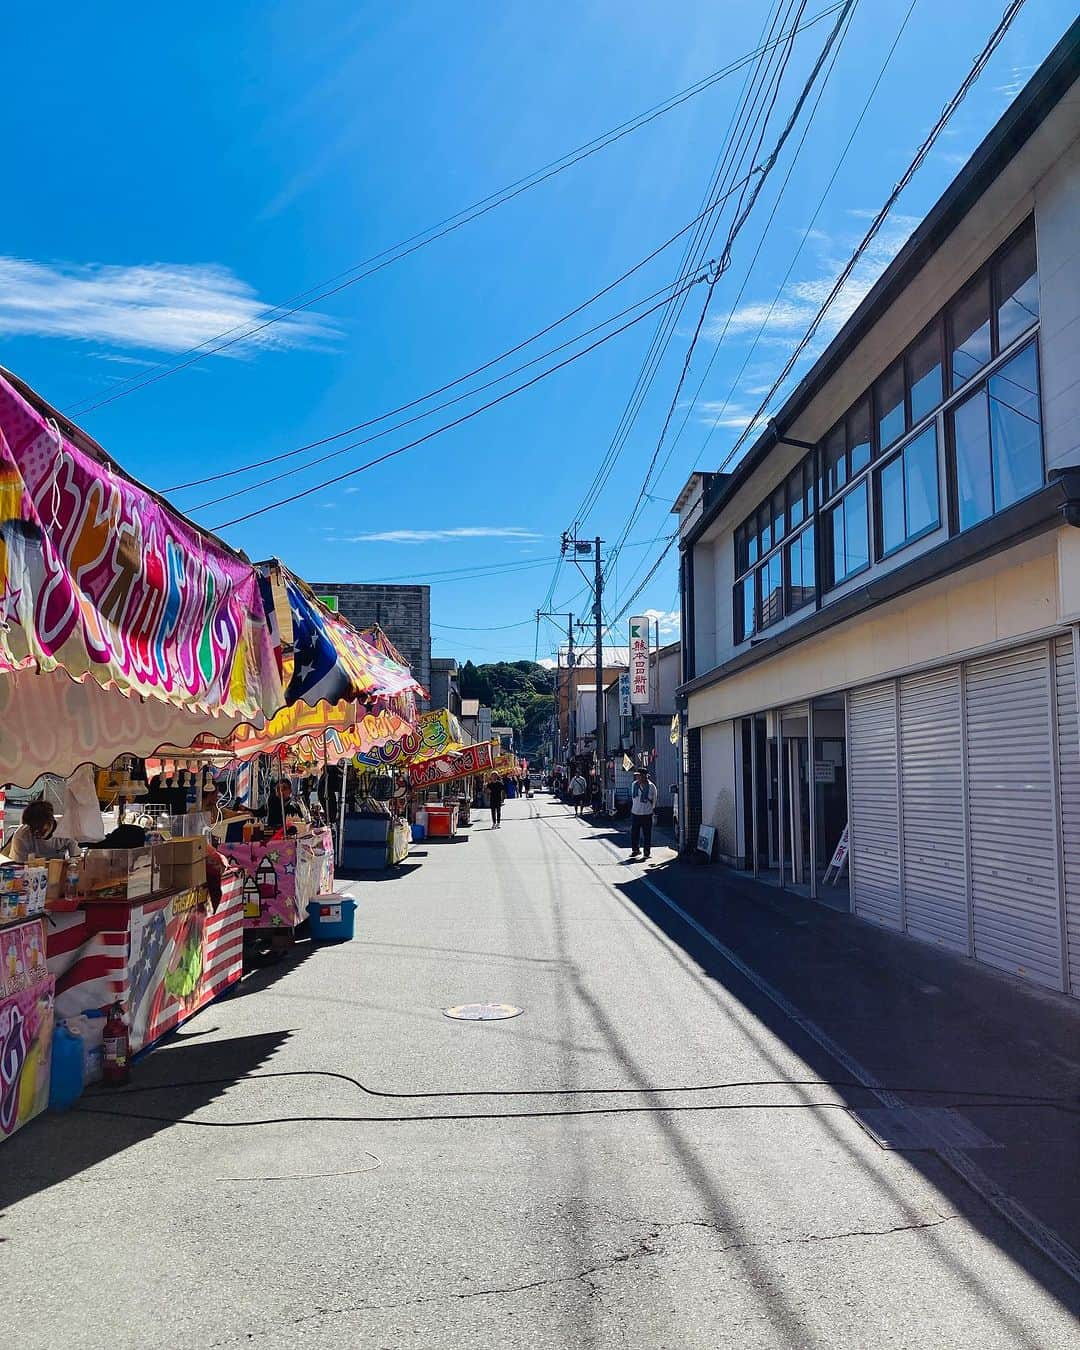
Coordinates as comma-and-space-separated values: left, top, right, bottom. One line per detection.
346, 526, 543, 544
0, 257, 336, 355
642, 608, 680, 637
704, 211, 920, 352
537, 657, 557, 669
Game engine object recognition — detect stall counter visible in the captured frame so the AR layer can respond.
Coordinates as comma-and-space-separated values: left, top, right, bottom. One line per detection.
217, 827, 333, 932
45, 873, 244, 1056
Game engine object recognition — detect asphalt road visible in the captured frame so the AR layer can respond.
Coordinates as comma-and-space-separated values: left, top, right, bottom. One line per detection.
4, 794, 1078, 1348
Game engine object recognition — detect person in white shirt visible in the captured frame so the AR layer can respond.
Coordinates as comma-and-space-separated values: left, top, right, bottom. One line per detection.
629, 769, 657, 860
568, 771, 588, 816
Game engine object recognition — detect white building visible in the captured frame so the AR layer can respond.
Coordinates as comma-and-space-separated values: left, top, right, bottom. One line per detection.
675, 28, 1080, 999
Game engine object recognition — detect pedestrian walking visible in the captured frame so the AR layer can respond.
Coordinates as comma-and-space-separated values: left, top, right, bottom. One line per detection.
629, 768, 657, 860
569, 770, 588, 816
487, 774, 506, 829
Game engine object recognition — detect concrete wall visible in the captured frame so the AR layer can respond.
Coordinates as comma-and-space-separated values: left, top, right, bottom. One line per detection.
310, 582, 430, 698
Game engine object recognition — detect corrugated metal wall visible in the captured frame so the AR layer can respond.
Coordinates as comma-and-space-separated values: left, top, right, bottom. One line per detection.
965, 644, 1060, 989
849, 684, 902, 930
847, 637, 1075, 996
1053, 634, 1079, 995
900, 667, 968, 954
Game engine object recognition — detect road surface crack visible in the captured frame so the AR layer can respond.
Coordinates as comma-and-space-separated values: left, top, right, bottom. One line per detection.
211, 1216, 959, 1342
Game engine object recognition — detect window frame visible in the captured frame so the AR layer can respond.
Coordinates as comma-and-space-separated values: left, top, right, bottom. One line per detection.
823, 477, 871, 593
873, 421, 942, 562
945, 335, 1044, 535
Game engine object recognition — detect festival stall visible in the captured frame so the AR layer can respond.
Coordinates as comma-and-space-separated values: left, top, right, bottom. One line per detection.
409, 741, 496, 839
206, 564, 423, 923
0, 366, 286, 1108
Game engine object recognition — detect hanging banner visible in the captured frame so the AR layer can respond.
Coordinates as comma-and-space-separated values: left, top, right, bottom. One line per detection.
0, 374, 281, 719
629, 616, 650, 705
407, 741, 494, 788
356, 708, 465, 768
0, 371, 283, 780
619, 671, 632, 717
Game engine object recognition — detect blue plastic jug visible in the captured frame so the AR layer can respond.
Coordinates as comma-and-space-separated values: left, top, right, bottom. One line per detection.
49, 1024, 84, 1111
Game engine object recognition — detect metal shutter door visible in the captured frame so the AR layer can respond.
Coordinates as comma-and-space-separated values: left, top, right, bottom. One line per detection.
849, 683, 901, 929
965, 644, 1061, 988
1053, 634, 1079, 997
899, 667, 968, 952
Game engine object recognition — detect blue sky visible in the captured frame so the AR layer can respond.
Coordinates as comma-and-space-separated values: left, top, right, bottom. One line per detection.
2, 1, 1074, 666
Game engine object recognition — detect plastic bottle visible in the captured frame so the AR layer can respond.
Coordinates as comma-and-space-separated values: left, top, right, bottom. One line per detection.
49, 1024, 85, 1110
65, 857, 80, 901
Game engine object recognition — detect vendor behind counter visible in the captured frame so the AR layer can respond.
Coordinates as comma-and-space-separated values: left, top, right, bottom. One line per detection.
263, 781, 309, 834
7, 799, 79, 863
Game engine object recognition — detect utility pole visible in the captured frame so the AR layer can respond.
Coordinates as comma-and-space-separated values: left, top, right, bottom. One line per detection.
594, 537, 604, 781
539, 609, 575, 764
560, 531, 604, 780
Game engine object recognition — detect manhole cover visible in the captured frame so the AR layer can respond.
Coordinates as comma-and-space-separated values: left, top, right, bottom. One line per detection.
443, 1002, 524, 1021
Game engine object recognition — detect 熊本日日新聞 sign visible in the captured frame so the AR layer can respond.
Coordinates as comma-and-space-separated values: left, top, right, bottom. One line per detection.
629, 617, 650, 705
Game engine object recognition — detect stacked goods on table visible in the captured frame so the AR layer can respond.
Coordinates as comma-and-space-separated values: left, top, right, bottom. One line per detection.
0, 863, 48, 924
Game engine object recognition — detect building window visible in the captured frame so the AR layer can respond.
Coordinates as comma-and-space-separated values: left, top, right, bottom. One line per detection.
825, 480, 869, 590
877, 424, 940, 557
848, 397, 872, 475
875, 361, 906, 453
734, 573, 756, 644
949, 275, 992, 391
760, 551, 784, 629
907, 322, 943, 425
950, 340, 1042, 531
786, 524, 815, 612
995, 223, 1039, 350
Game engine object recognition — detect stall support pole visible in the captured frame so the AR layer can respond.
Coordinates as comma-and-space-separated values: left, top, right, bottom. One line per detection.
337, 760, 349, 867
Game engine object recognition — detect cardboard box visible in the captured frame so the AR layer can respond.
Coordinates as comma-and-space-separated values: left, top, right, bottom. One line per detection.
153, 836, 207, 894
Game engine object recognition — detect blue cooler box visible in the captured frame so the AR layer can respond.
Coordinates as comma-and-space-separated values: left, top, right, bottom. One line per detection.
307, 894, 357, 942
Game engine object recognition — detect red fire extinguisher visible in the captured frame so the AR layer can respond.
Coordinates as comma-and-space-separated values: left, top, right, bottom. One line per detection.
102, 1001, 130, 1085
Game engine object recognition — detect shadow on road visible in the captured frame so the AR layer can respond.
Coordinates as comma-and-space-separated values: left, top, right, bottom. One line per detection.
0, 1028, 294, 1214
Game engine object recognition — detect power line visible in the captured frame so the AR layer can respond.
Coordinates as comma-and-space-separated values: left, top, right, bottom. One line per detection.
716, 0, 1029, 475
210, 271, 714, 529
607, 0, 854, 575
170, 175, 756, 503
690, 0, 918, 469
65, 4, 846, 420
568, 0, 796, 533
618, 0, 876, 543
607, 0, 1026, 635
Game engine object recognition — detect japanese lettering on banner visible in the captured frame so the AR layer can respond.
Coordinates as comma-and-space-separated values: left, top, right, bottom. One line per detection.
618, 671, 632, 717
407, 741, 494, 789
629, 616, 650, 706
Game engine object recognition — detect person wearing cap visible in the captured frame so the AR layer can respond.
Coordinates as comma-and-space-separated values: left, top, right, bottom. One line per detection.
629, 767, 657, 860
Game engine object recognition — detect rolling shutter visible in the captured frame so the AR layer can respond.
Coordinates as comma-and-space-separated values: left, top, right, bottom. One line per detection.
899, 667, 968, 953
965, 644, 1061, 988
1053, 634, 1079, 996
849, 682, 901, 929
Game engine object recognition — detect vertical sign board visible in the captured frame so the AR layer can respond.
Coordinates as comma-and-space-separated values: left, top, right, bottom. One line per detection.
629, 617, 650, 706
618, 672, 632, 718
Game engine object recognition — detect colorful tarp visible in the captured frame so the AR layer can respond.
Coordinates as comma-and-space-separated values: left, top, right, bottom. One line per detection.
355, 708, 465, 768
407, 741, 494, 789
0, 371, 283, 782
260, 563, 421, 709
186, 703, 414, 764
